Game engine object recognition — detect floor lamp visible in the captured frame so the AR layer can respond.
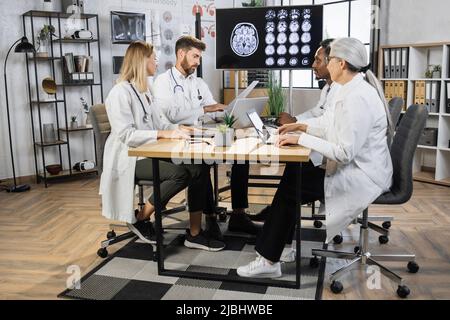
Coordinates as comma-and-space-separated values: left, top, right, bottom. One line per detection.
2, 37, 35, 192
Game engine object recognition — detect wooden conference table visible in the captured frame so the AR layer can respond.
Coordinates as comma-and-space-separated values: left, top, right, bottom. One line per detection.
129, 134, 310, 289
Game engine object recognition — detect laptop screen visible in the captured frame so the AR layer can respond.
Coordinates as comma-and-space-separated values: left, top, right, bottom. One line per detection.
247, 109, 269, 141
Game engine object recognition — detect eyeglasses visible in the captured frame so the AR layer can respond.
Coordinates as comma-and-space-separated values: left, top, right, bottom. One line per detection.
325, 56, 339, 65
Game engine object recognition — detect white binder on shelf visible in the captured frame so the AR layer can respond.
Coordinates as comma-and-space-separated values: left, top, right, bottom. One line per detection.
401, 48, 409, 78
390, 49, 396, 77
384, 49, 390, 78
425, 81, 432, 111
395, 48, 401, 78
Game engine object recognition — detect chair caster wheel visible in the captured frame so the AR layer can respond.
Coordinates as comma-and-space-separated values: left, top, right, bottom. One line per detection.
397, 285, 410, 298
354, 246, 360, 254
379, 235, 389, 244
313, 220, 323, 228
97, 248, 108, 258
382, 221, 391, 229
407, 261, 419, 273
330, 281, 343, 294
107, 230, 116, 239
309, 256, 319, 268
333, 234, 343, 244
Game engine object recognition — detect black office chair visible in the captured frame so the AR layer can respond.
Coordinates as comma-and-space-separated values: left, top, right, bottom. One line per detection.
90, 104, 186, 259
331, 97, 405, 245
310, 104, 427, 298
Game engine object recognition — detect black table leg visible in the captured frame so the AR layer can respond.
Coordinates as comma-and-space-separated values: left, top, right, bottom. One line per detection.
295, 162, 302, 289
152, 158, 164, 274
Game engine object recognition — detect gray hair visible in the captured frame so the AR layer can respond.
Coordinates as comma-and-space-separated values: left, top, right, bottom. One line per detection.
330, 37, 394, 144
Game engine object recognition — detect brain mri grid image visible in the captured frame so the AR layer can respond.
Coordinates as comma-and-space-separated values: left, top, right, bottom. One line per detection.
216, 6, 322, 69
264, 8, 313, 67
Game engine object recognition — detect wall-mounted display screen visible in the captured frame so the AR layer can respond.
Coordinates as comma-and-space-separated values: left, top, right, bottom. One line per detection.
216, 6, 323, 70
111, 11, 146, 44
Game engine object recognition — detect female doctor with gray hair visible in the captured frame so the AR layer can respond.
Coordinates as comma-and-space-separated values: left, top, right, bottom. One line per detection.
237, 37, 394, 279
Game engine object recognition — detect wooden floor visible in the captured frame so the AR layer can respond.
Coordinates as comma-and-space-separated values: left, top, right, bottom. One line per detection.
0, 168, 449, 300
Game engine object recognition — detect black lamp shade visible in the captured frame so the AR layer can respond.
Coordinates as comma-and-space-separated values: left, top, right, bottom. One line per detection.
14, 37, 35, 53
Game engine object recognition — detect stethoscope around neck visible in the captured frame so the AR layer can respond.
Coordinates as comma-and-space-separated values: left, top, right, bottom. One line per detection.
128, 81, 152, 123
170, 68, 202, 100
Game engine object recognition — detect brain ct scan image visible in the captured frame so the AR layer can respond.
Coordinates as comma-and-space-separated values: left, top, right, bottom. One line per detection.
265, 10, 276, 20
277, 57, 287, 66
301, 45, 311, 55
277, 9, 288, 20
266, 57, 275, 66
277, 45, 287, 55
302, 57, 310, 66
302, 20, 312, 32
289, 20, 300, 33
290, 9, 300, 20
265, 32, 275, 45
289, 45, 299, 55
277, 32, 287, 44
230, 23, 259, 57
265, 21, 275, 33
301, 32, 311, 43
289, 32, 300, 44
289, 57, 298, 66
265, 45, 275, 55
277, 21, 288, 33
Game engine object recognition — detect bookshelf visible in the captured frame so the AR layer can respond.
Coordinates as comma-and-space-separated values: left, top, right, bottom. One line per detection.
379, 42, 450, 186
22, 10, 104, 187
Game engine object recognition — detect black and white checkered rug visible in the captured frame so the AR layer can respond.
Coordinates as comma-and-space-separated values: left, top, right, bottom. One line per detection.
59, 221, 327, 300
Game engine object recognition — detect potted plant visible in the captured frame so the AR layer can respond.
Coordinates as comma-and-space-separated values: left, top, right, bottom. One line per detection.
242, 0, 265, 7
432, 65, 442, 78
214, 112, 236, 147
70, 115, 78, 129
266, 71, 285, 124
36, 24, 55, 57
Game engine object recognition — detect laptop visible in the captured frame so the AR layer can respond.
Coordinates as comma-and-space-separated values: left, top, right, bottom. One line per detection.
246, 108, 277, 144
225, 80, 259, 112
230, 97, 269, 129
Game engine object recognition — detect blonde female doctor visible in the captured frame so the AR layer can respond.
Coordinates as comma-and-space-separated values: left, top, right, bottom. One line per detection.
100, 41, 225, 251
237, 37, 393, 278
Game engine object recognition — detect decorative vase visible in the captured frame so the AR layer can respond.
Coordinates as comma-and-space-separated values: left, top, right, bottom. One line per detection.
432, 71, 441, 78
70, 120, 78, 129
36, 38, 49, 58
42, 0, 54, 11
214, 128, 234, 147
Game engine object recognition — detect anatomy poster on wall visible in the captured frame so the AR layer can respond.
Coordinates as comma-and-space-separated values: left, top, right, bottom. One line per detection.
216, 5, 323, 70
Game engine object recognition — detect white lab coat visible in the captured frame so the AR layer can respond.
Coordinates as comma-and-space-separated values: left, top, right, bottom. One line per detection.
152, 67, 217, 125
297, 74, 393, 242
295, 83, 340, 122
99, 81, 177, 223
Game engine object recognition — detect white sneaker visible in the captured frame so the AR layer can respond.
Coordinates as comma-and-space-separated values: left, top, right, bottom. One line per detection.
237, 256, 282, 278
280, 248, 296, 263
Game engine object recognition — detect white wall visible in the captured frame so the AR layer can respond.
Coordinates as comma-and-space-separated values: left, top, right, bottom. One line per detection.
0, 0, 319, 180
380, 0, 450, 45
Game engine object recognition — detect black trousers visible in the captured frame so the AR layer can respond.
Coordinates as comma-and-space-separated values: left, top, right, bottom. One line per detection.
255, 162, 325, 262
203, 163, 250, 215
135, 159, 208, 213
